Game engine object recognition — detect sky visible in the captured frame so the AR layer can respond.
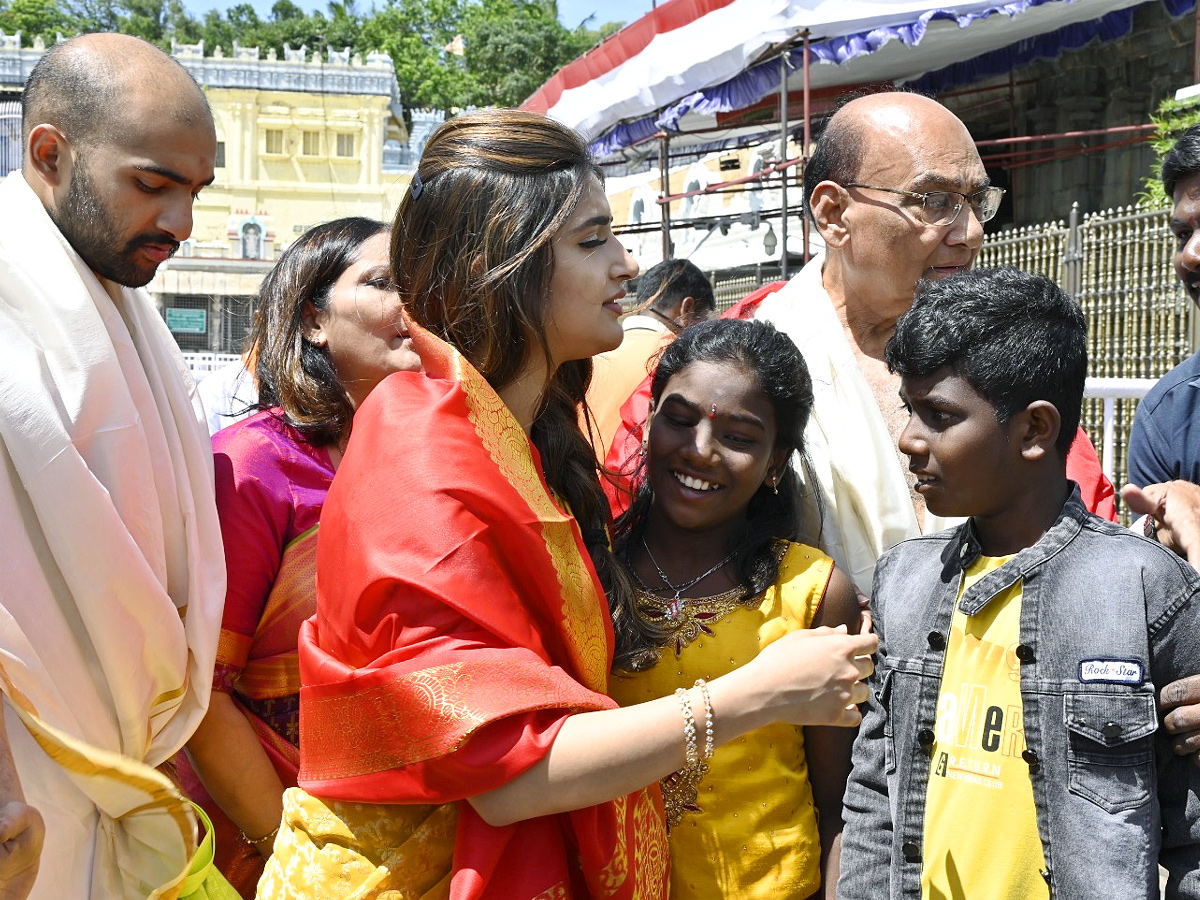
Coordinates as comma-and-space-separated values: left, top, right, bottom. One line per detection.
179, 0, 655, 33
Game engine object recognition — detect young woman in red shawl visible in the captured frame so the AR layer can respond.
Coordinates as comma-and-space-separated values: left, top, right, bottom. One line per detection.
256, 109, 877, 900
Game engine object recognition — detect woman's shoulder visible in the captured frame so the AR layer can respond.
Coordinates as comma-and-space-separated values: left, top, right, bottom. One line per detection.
213, 409, 333, 486
215, 408, 311, 455
775, 541, 834, 584
763, 541, 838, 626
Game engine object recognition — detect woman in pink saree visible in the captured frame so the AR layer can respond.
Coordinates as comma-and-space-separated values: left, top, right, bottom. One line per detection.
179, 217, 421, 896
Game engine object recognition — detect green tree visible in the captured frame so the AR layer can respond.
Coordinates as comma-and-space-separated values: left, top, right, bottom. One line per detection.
270, 0, 302, 20
117, 0, 170, 43
0, 0, 73, 42
1141, 93, 1200, 209
198, 7, 235, 52
359, 0, 469, 110
460, 0, 609, 107
68, 0, 122, 33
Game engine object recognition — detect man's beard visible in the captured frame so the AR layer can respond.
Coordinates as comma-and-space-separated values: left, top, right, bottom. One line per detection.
49, 161, 178, 288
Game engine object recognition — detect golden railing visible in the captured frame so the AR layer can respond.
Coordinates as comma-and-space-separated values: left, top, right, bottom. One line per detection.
979, 204, 1193, 508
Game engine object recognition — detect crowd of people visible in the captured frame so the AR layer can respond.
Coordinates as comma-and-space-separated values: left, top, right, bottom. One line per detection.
6, 28, 1200, 900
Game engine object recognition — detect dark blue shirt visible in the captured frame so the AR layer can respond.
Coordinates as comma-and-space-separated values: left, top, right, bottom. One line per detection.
1127, 351, 1200, 487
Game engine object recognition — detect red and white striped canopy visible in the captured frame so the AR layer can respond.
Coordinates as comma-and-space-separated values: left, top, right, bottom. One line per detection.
524, 0, 1151, 150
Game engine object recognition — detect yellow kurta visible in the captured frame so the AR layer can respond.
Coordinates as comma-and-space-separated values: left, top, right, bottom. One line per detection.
922, 554, 1047, 900
609, 542, 832, 900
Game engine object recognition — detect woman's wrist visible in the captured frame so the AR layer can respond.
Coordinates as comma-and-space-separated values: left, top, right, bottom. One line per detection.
241, 823, 280, 857
704, 667, 770, 744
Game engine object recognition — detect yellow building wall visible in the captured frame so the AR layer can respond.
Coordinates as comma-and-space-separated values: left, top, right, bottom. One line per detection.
188, 85, 409, 258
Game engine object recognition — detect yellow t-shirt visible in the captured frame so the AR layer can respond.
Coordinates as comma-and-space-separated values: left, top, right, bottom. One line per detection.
922, 554, 1047, 900
608, 543, 832, 900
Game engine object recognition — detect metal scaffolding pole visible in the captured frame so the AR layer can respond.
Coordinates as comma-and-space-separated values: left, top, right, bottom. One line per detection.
778, 51, 789, 279
802, 29, 811, 264
659, 131, 672, 260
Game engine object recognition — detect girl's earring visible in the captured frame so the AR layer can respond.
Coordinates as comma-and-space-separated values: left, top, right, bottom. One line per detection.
770, 476, 779, 495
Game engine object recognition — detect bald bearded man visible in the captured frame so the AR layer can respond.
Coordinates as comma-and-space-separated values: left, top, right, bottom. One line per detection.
0, 34, 225, 899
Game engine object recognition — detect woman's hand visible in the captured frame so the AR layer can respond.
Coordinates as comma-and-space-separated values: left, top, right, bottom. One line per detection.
729, 626, 876, 730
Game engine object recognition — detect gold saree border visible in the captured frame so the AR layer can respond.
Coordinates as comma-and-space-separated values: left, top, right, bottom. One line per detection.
301, 658, 606, 782
449, 351, 610, 693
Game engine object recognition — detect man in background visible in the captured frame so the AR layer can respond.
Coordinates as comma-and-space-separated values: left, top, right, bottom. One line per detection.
586, 258, 715, 457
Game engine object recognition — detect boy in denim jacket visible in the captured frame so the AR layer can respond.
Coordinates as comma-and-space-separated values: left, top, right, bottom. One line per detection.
838, 268, 1200, 900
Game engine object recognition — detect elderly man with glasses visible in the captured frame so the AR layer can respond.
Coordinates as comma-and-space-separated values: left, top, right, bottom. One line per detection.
752, 91, 1112, 594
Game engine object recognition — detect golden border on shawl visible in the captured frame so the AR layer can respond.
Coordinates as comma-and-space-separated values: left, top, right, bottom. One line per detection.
631, 789, 669, 900
150, 682, 188, 711
215, 629, 252, 671
237, 657, 300, 698
597, 794, 629, 891
300, 658, 610, 782
225, 526, 319, 697
446, 346, 610, 693
0, 662, 196, 899
255, 524, 319, 639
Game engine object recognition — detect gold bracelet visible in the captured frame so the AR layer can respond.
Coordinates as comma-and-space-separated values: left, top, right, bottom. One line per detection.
674, 686, 699, 770
241, 824, 279, 852
694, 678, 714, 761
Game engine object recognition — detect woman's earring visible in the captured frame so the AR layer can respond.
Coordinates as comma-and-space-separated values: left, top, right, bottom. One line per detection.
770, 476, 779, 495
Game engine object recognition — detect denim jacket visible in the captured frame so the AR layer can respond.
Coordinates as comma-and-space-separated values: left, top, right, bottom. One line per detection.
838, 487, 1200, 899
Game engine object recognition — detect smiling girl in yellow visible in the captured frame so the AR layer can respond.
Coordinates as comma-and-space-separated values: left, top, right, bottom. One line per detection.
607, 318, 867, 900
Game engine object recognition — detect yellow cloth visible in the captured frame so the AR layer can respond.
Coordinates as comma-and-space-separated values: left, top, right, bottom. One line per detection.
608, 542, 832, 900
258, 788, 455, 900
922, 555, 1047, 900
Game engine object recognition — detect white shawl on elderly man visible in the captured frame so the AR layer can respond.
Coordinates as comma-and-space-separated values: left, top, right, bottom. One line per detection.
755, 252, 956, 596
0, 172, 225, 899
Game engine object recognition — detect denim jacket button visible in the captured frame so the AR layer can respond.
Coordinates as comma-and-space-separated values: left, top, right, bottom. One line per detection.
1022, 748, 1039, 768
902, 841, 921, 862
917, 728, 936, 748
927, 631, 946, 651
1015, 644, 1035, 663
1102, 721, 1122, 740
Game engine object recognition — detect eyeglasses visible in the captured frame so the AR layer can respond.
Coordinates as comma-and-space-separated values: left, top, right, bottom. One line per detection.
842, 183, 1006, 227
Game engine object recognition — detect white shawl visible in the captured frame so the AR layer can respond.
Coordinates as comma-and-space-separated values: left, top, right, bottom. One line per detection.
0, 172, 225, 898
756, 253, 956, 595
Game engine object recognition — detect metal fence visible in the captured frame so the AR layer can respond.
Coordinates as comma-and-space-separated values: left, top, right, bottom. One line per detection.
978, 204, 1193, 503
707, 205, 1194, 510
0, 101, 19, 178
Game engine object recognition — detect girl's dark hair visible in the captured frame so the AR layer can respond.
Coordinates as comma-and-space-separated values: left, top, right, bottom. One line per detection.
611, 318, 817, 672
390, 108, 629, 650
249, 216, 389, 446
886, 267, 1086, 455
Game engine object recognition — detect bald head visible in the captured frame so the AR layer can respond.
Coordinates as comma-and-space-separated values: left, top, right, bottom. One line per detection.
803, 92, 973, 218
22, 33, 212, 153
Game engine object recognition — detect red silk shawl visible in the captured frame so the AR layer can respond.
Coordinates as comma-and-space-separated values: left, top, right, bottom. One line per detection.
298, 325, 668, 900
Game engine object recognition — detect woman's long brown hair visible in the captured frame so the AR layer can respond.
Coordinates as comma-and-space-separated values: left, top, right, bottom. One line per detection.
392, 109, 641, 664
